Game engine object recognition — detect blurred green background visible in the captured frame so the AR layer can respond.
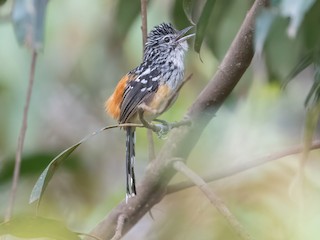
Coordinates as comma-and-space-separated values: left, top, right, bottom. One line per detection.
1, 0, 320, 239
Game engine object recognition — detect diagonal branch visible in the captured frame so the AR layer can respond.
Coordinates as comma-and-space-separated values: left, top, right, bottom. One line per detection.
167, 140, 320, 194
86, 0, 268, 239
172, 160, 254, 240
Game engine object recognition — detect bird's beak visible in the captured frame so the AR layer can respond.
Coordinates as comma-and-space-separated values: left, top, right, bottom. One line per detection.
176, 26, 195, 42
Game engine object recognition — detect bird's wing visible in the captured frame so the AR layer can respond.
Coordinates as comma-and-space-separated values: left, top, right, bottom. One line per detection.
119, 68, 161, 123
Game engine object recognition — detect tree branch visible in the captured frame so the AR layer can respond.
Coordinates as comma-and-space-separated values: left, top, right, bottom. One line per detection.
86, 0, 268, 239
173, 160, 254, 240
5, 51, 37, 222
167, 140, 320, 194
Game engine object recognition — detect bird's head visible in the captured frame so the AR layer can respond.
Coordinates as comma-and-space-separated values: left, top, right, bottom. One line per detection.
143, 23, 194, 62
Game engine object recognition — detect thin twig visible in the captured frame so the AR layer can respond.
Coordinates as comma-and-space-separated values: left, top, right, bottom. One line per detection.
140, 0, 155, 162
176, 73, 193, 94
104, 119, 189, 133
147, 130, 155, 161
103, 123, 143, 130
173, 160, 254, 240
167, 141, 320, 194
5, 51, 37, 222
111, 214, 127, 240
140, 0, 148, 48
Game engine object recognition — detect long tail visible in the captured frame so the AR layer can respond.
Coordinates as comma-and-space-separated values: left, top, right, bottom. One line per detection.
126, 127, 136, 201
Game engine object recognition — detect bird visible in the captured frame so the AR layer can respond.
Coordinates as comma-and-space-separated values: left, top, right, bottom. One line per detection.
105, 23, 194, 201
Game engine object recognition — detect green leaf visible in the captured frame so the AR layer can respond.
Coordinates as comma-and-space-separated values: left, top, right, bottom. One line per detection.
113, 0, 142, 42
172, 0, 193, 30
255, 9, 277, 55
12, 0, 49, 51
283, 52, 313, 88
204, 0, 239, 60
0, 153, 73, 184
29, 127, 107, 205
0, 0, 7, 6
194, 0, 216, 53
0, 216, 80, 240
183, 0, 196, 25
263, 17, 303, 81
29, 143, 81, 204
302, 0, 320, 51
279, 0, 316, 38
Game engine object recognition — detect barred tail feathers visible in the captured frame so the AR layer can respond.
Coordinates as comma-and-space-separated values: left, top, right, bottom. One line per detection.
126, 127, 137, 201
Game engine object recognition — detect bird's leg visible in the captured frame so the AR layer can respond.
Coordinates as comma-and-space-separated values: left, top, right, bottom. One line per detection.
138, 108, 191, 139
154, 117, 191, 130
138, 106, 169, 138
152, 119, 171, 138
138, 108, 158, 132
153, 118, 170, 126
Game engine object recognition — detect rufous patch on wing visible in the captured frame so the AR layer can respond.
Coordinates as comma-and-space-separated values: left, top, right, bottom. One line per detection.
105, 74, 133, 120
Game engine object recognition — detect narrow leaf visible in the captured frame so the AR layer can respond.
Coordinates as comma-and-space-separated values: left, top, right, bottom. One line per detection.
0, 0, 7, 6
302, 0, 320, 51
12, 0, 49, 51
183, 0, 196, 25
194, 0, 216, 53
114, 0, 142, 41
204, 0, 237, 60
172, 0, 192, 30
283, 52, 313, 88
0, 216, 80, 240
305, 64, 320, 106
29, 143, 81, 204
289, 97, 320, 202
29, 127, 107, 204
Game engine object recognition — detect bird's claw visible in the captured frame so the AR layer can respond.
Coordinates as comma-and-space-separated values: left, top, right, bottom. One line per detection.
154, 123, 171, 139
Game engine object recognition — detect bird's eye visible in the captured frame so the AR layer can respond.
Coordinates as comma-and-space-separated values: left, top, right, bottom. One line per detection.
163, 36, 170, 43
